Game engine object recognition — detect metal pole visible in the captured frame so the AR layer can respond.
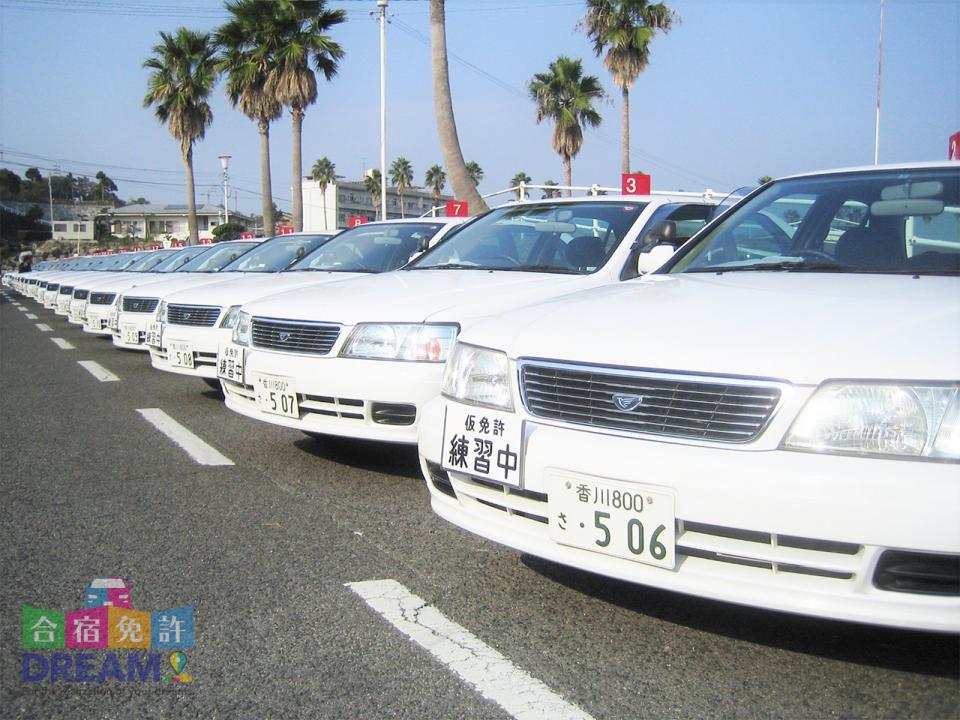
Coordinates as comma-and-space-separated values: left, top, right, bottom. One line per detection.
378, 0, 388, 221
219, 155, 232, 226
874, 0, 885, 165
48, 175, 54, 242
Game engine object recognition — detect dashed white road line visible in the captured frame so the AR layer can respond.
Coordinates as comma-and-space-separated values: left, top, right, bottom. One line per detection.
51, 338, 75, 350
25, 313, 38, 320
346, 579, 594, 720
35, 323, 52, 332
136, 408, 234, 466
16, 307, 27, 312
77, 360, 120, 382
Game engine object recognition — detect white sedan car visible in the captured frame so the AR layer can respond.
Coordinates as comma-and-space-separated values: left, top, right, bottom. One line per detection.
109, 239, 261, 350
221, 192, 719, 443
419, 162, 960, 633
151, 219, 463, 383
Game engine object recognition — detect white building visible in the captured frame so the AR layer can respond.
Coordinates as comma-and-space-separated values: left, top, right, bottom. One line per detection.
302, 179, 452, 232
108, 203, 252, 243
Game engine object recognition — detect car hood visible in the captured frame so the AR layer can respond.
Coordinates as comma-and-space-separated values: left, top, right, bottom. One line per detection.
241, 269, 591, 326
460, 273, 960, 385
113, 273, 239, 300
161, 271, 366, 307
76, 272, 220, 295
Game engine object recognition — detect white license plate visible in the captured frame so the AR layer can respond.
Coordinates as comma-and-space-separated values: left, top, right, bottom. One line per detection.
85, 315, 102, 331
70, 305, 84, 322
121, 324, 141, 345
441, 403, 524, 487
547, 472, 676, 570
108, 311, 120, 332
217, 343, 245, 383
168, 341, 195, 369
252, 373, 299, 418
145, 321, 162, 346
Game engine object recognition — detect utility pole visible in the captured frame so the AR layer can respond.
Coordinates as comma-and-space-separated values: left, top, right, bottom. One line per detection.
219, 155, 232, 225
874, 0, 885, 165
378, 0, 388, 221
47, 174, 54, 243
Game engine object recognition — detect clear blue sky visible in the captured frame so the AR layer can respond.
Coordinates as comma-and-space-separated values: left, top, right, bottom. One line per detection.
1, 0, 957, 215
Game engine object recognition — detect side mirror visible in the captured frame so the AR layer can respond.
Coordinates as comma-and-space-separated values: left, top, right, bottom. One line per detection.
637, 244, 676, 275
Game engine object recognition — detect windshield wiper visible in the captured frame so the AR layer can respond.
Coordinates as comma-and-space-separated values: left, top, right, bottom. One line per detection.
687, 261, 853, 273
500, 264, 582, 274
412, 263, 497, 270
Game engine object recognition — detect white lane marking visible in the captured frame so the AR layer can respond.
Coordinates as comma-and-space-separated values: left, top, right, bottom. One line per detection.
51, 338, 75, 350
346, 579, 594, 720
77, 360, 120, 382
136, 408, 234, 466
25, 313, 38, 319
17, 307, 28, 312
35, 323, 52, 332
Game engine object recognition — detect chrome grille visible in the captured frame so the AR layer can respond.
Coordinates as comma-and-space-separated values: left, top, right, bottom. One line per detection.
519, 361, 781, 443
73, 289, 89, 300
167, 304, 221, 327
47, 283, 60, 292
90, 292, 117, 305
251, 317, 340, 355
59, 286, 74, 295
122, 296, 158, 313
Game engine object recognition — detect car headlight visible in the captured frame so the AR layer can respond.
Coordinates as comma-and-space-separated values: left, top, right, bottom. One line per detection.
340, 323, 458, 362
783, 382, 960, 460
219, 305, 242, 329
441, 342, 513, 411
232, 311, 252, 346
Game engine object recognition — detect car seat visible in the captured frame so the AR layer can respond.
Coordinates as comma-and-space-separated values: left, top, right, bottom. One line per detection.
564, 235, 607, 271
834, 226, 905, 270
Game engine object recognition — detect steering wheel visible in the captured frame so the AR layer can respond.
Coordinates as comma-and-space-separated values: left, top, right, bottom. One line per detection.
475, 254, 521, 267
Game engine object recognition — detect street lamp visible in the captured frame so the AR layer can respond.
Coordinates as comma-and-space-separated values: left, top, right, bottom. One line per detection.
377, 0, 388, 222
219, 155, 232, 225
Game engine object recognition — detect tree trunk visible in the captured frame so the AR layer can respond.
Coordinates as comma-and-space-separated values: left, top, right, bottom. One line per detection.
429, 0, 488, 215
259, 119, 275, 238
562, 154, 572, 197
399, 188, 405, 218
321, 184, 328, 231
183, 144, 198, 245
291, 107, 304, 232
621, 85, 630, 176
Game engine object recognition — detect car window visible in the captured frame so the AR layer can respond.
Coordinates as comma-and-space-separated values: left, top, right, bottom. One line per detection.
288, 224, 447, 273
409, 201, 647, 274
670, 169, 960, 274
178, 241, 260, 272
126, 250, 177, 272
153, 246, 210, 272
220, 234, 333, 273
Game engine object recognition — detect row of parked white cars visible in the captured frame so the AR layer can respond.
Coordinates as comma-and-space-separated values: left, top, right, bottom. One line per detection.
6, 162, 959, 633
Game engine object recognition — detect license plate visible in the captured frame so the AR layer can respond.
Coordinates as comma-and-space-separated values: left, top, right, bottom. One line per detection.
145, 321, 162, 347
108, 310, 120, 332
85, 315, 102, 331
547, 471, 676, 570
70, 305, 84, 322
217, 343, 245, 383
252, 373, 299, 418
168, 341, 195, 369
441, 402, 524, 487
121, 324, 141, 345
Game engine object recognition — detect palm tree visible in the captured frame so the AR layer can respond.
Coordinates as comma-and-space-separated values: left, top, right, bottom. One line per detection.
261, 1, 346, 232
364, 169, 383, 220
390, 157, 414, 219
143, 28, 218, 244
465, 161, 483, 188
510, 171, 532, 200
542, 180, 560, 199
311, 156, 336, 230
529, 56, 606, 196
424, 164, 446, 216
581, 0, 675, 175
429, 0, 487, 215
217, 0, 283, 237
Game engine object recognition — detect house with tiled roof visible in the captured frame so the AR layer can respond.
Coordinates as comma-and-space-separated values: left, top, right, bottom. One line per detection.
107, 203, 252, 243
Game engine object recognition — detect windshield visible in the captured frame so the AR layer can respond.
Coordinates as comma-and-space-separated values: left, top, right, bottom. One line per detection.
125, 249, 176, 272
669, 168, 960, 275
153, 245, 210, 272
289, 223, 448, 273
408, 200, 646, 273
220, 233, 334, 273
111, 252, 148, 270
176, 241, 260, 272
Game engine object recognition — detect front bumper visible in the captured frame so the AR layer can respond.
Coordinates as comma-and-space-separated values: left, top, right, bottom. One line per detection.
222, 348, 445, 444
68, 299, 88, 325
111, 310, 155, 350
82, 304, 116, 335
419, 396, 960, 633
149, 324, 228, 379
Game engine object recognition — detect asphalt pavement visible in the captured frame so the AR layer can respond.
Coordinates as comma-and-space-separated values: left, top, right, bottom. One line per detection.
1, 286, 957, 719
